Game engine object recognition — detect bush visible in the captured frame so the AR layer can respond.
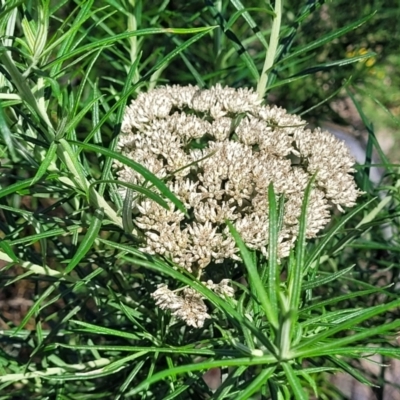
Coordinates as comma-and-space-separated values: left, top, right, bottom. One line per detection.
0, 1, 399, 398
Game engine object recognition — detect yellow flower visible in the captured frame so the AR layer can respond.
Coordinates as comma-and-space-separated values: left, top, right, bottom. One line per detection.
346, 47, 376, 67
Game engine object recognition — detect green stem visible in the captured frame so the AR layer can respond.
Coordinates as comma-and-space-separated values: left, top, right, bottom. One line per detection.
256, 0, 282, 101
127, 0, 141, 84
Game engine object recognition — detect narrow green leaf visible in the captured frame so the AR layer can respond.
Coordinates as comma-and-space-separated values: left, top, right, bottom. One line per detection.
290, 52, 376, 78
282, 362, 309, 400
299, 77, 353, 116
0, 360, 112, 383
172, 36, 206, 87
58, 138, 88, 193
236, 367, 276, 400
13, 284, 58, 334
226, 220, 278, 330
64, 95, 103, 136
278, 12, 376, 66
96, 174, 168, 211
227, 1, 271, 49
288, 177, 315, 314
302, 266, 355, 291
97, 53, 142, 198
21, 16, 36, 52
45, 26, 216, 69
268, 0, 325, 88
130, 355, 277, 396
91, 81, 102, 146
300, 308, 360, 328
0, 50, 54, 135
9, 225, 80, 246
162, 381, 191, 400
355, 85, 400, 127
301, 288, 382, 313
70, 141, 187, 216
117, 360, 146, 397
122, 184, 136, 235
0, 239, 18, 262
70, 320, 140, 340
97, 238, 147, 259
298, 370, 318, 399
64, 208, 104, 274
294, 298, 400, 353
142, 28, 217, 81
0, 1, 24, 21
0, 102, 17, 161
303, 198, 374, 273
213, 365, 248, 398
55, 343, 216, 356
297, 346, 400, 360
0, 178, 34, 200
329, 356, 378, 387
266, 184, 279, 316
225, 7, 275, 33
31, 141, 57, 184
70, 51, 104, 120
235, 43, 260, 82
103, 352, 148, 372
32, 0, 49, 59
48, 0, 96, 77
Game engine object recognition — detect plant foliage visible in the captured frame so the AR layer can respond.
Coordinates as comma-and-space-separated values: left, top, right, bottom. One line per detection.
0, 1, 399, 399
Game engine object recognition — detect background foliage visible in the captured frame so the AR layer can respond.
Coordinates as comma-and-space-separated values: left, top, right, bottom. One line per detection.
0, 1, 399, 399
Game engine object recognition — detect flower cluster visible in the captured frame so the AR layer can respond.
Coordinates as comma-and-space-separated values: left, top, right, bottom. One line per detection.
116, 84, 362, 327
151, 279, 234, 328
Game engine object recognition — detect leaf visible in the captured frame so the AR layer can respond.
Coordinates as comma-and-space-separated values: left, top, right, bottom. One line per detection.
63, 95, 103, 136
278, 12, 376, 66
227, 1, 272, 48
302, 266, 355, 291
266, 183, 279, 315
0, 178, 34, 200
13, 284, 58, 333
130, 355, 277, 396
64, 208, 104, 274
97, 53, 142, 200
294, 299, 400, 355
282, 362, 309, 400
303, 198, 375, 273
235, 367, 276, 400
0, 239, 18, 262
0, 101, 17, 161
44, 26, 216, 69
31, 141, 57, 184
70, 320, 140, 340
329, 356, 378, 387
226, 220, 278, 331
0, 1, 24, 21
288, 177, 315, 313
58, 138, 89, 193
69, 141, 187, 216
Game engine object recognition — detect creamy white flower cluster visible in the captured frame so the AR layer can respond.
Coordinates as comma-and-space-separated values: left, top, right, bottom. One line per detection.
116, 84, 361, 327
151, 279, 234, 328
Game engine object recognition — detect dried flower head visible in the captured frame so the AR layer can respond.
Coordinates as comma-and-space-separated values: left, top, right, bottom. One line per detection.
116, 84, 362, 327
